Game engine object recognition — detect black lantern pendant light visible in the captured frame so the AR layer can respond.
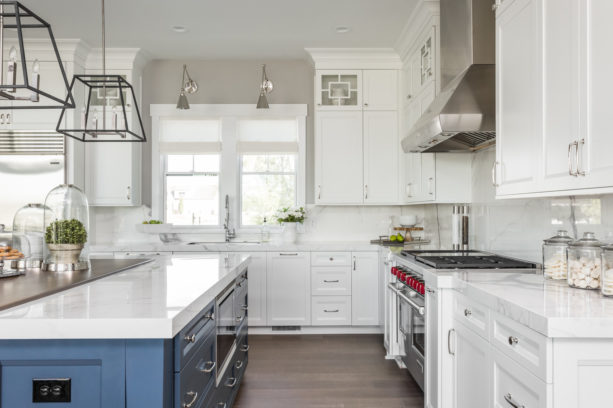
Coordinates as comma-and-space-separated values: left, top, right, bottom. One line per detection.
0, 2, 74, 110
56, 0, 146, 142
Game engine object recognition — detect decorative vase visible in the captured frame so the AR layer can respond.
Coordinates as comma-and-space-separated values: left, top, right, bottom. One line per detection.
47, 243, 84, 265
281, 222, 298, 244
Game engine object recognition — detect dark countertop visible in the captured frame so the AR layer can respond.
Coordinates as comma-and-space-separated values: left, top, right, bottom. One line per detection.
0, 258, 152, 312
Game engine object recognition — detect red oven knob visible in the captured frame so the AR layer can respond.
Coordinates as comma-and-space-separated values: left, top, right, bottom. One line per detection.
391, 267, 397, 276
401, 273, 407, 282
419, 284, 425, 294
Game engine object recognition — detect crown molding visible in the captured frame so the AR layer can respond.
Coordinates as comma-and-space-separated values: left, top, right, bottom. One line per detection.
85, 48, 151, 71
394, 0, 440, 61
304, 48, 402, 70
3, 38, 90, 65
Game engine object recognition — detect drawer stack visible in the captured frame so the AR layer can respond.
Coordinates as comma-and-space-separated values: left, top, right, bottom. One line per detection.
311, 252, 352, 325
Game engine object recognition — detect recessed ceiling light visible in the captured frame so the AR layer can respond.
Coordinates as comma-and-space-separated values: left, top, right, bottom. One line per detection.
172, 25, 188, 33
335, 26, 351, 34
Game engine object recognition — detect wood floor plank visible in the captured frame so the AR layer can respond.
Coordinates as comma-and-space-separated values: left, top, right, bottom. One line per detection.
234, 334, 424, 408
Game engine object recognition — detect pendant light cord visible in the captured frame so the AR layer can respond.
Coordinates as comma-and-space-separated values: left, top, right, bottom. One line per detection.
101, 0, 106, 125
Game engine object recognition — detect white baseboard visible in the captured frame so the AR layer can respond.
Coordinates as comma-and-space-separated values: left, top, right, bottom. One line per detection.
248, 326, 384, 335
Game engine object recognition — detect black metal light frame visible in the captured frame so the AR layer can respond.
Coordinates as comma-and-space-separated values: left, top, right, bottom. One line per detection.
0, 1, 74, 109
56, 75, 146, 142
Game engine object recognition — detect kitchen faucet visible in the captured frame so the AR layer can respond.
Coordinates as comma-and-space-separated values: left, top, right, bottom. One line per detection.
224, 194, 236, 242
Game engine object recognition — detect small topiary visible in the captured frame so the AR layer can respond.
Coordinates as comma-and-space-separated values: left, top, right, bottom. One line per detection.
45, 219, 88, 245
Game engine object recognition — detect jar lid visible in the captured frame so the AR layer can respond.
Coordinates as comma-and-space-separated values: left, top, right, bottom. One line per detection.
544, 230, 573, 245
570, 232, 604, 248
603, 244, 613, 252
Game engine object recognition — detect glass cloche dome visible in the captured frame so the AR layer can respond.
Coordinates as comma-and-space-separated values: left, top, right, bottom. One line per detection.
12, 203, 47, 269
42, 184, 90, 272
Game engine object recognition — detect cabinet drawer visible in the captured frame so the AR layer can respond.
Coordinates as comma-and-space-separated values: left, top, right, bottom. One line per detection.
453, 292, 489, 340
311, 266, 351, 296
311, 296, 352, 326
491, 312, 552, 382
174, 301, 216, 372
311, 252, 351, 267
492, 348, 552, 408
174, 332, 216, 408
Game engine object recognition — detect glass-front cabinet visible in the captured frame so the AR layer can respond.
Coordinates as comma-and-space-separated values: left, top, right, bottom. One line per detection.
315, 70, 362, 110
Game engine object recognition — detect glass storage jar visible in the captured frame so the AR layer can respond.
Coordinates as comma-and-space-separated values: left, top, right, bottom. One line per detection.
601, 245, 613, 296
542, 230, 573, 280
42, 184, 90, 272
567, 232, 603, 290
12, 203, 46, 269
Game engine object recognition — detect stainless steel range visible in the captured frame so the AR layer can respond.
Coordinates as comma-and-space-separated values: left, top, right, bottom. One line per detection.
384, 250, 537, 390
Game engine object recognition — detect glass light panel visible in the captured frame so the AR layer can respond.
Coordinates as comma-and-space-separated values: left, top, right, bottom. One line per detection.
241, 174, 296, 226
194, 155, 220, 173
166, 174, 219, 225
167, 155, 193, 173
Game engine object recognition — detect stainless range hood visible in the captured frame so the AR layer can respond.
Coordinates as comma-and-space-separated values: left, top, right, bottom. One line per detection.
402, 0, 496, 153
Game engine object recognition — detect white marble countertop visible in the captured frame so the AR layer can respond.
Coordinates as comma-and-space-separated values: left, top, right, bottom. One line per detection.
395, 253, 613, 338
90, 241, 381, 253
0, 253, 250, 340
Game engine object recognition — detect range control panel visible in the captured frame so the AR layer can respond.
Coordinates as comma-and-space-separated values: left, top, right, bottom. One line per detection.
32, 378, 71, 403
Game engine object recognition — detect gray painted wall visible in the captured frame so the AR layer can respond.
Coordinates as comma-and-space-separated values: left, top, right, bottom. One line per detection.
141, 59, 315, 206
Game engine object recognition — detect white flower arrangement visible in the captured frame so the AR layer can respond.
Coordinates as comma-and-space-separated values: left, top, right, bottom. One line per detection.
274, 206, 306, 224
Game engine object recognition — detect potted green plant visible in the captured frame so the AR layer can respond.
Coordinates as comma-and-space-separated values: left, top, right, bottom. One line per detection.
274, 207, 306, 244
45, 219, 87, 265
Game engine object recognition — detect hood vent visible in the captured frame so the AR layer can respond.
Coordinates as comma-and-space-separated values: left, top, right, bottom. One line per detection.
402, 0, 496, 153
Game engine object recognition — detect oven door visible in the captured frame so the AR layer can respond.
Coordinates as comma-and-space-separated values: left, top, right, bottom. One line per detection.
216, 282, 236, 384
398, 289, 425, 391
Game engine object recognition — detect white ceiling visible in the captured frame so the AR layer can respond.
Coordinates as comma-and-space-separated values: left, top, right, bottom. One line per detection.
19, 0, 419, 59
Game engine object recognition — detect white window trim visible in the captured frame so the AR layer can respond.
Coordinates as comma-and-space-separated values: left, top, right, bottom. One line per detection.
150, 104, 307, 233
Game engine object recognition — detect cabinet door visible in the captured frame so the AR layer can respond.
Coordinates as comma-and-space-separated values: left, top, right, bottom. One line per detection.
541, 0, 582, 192
404, 153, 422, 203
410, 49, 423, 98
577, 0, 613, 190
453, 320, 491, 408
246, 252, 267, 327
363, 111, 399, 204
266, 252, 311, 326
85, 142, 141, 206
351, 252, 379, 326
420, 153, 436, 202
315, 111, 363, 204
363, 70, 398, 110
492, 349, 550, 408
495, 0, 542, 196
315, 70, 362, 110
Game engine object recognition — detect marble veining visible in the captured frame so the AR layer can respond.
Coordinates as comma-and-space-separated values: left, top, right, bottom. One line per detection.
0, 253, 250, 340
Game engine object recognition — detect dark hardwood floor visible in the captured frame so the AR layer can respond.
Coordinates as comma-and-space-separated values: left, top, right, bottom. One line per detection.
234, 334, 424, 408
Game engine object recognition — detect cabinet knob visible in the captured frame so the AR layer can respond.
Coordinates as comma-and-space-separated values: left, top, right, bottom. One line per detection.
184, 334, 196, 343
508, 336, 519, 346
364, 103, 369, 107
407, 94, 412, 99
464, 309, 472, 317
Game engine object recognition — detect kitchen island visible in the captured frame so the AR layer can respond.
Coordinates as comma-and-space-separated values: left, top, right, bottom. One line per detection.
0, 253, 250, 408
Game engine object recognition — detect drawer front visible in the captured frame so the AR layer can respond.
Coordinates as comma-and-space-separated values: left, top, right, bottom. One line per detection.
491, 312, 552, 382
311, 296, 352, 326
235, 285, 248, 325
492, 349, 551, 408
311, 252, 351, 267
453, 291, 489, 340
174, 301, 216, 372
311, 266, 351, 296
175, 332, 216, 408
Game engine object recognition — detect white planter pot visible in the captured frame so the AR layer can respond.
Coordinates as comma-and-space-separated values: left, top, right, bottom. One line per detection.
281, 222, 298, 244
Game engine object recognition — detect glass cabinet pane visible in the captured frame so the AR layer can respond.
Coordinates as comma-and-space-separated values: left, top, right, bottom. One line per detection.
319, 73, 359, 107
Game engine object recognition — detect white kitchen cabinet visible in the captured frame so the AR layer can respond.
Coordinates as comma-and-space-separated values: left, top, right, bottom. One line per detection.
491, 349, 550, 408
362, 70, 398, 110
404, 153, 471, 204
363, 111, 399, 204
266, 252, 311, 326
494, 0, 542, 196
246, 252, 267, 327
351, 252, 379, 326
452, 320, 491, 408
315, 70, 362, 110
311, 296, 352, 326
315, 111, 363, 204
85, 142, 142, 206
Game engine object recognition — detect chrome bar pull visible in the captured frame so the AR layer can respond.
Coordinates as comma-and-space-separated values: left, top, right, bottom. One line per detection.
182, 391, 198, 408
224, 377, 238, 388
324, 309, 339, 313
568, 141, 578, 176
323, 279, 339, 283
577, 138, 586, 176
448, 329, 455, 355
504, 393, 525, 408
198, 361, 215, 373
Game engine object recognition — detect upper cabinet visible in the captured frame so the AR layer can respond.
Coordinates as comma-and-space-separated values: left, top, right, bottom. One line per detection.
316, 70, 362, 110
311, 55, 401, 205
496, 0, 613, 198
83, 50, 147, 206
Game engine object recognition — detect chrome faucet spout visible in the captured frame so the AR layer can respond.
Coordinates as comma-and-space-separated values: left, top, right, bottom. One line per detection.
224, 194, 236, 242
